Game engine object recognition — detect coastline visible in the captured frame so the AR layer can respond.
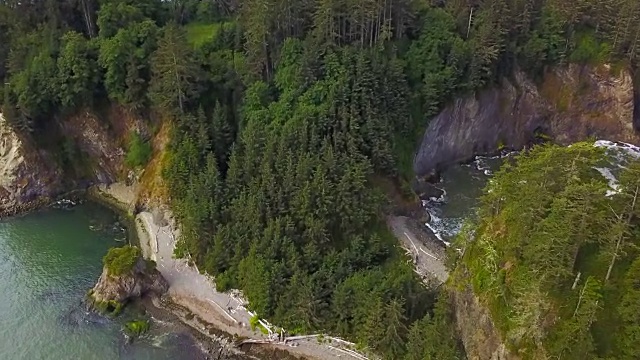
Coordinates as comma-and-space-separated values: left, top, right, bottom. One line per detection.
94, 182, 372, 360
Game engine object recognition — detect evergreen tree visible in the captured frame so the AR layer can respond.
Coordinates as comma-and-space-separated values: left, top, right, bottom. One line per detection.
150, 22, 199, 115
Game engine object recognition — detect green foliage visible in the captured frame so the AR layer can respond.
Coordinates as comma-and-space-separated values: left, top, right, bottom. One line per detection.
405, 294, 466, 360
249, 315, 269, 334
93, 299, 124, 317
56, 31, 99, 109
164, 40, 432, 358
98, 19, 158, 107
6, 31, 58, 127
570, 33, 611, 65
124, 319, 150, 337
184, 22, 222, 47
406, 8, 470, 117
458, 143, 640, 359
125, 131, 152, 169
517, 6, 565, 78
103, 245, 141, 276
150, 22, 199, 115
5, 1, 640, 358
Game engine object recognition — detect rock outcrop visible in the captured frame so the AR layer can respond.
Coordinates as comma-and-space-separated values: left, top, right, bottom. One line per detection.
90, 247, 168, 313
60, 108, 132, 184
0, 113, 62, 216
452, 285, 517, 360
414, 64, 638, 177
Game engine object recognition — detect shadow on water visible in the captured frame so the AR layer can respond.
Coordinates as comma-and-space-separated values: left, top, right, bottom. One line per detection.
57, 297, 114, 331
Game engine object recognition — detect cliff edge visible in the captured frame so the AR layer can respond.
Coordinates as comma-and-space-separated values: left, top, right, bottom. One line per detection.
0, 113, 62, 216
414, 64, 637, 177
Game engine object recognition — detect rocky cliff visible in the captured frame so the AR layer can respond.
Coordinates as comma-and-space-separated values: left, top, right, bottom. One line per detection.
60, 109, 127, 184
0, 106, 146, 216
451, 283, 517, 360
90, 247, 168, 313
414, 64, 638, 177
0, 113, 63, 216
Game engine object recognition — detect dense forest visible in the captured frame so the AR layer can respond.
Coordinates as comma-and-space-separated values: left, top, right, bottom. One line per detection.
453, 143, 640, 359
2, 0, 640, 358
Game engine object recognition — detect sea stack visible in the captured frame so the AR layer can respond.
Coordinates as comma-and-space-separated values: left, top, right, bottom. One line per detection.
89, 245, 168, 315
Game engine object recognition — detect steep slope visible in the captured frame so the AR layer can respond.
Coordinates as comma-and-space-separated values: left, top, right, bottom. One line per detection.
448, 143, 640, 360
414, 65, 637, 177
0, 106, 146, 217
0, 113, 62, 216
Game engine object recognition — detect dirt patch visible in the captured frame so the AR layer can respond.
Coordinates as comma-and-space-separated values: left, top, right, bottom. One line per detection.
138, 120, 171, 205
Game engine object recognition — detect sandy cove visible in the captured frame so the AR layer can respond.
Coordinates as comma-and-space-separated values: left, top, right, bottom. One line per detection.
95, 183, 370, 360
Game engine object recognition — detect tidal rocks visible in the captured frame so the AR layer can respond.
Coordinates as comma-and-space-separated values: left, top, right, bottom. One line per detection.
123, 319, 150, 337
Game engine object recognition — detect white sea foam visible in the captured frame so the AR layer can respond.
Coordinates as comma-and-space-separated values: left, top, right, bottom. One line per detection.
421, 142, 639, 245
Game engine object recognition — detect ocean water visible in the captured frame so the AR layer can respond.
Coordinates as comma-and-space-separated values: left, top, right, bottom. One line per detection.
0, 202, 208, 360
423, 141, 640, 244
422, 153, 510, 244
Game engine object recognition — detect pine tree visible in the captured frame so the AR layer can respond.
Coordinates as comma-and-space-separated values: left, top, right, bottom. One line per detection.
149, 22, 199, 115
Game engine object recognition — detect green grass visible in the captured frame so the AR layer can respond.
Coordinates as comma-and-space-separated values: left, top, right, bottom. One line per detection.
125, 131, 152, 169
103, 245, 141, 276
185, 22, 223, 47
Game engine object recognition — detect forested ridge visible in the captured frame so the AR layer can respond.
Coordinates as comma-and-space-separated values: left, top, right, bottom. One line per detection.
453, 144, 640, 359
2, 0, 640, 358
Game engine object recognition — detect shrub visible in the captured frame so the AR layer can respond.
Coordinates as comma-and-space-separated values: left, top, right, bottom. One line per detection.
103, 246, 141, 276
125, 131, 152, 168
570, 33, 611, 64
124, 319, 150, 337
249, 314, 258, 331
248, 315, 269, 335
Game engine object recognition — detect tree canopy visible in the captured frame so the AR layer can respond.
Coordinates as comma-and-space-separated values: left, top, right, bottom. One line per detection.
455, 143, 640, 359
2, 0, 640, 358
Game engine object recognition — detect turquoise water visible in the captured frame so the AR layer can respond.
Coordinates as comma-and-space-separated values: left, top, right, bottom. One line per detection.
0, 202, 207, 360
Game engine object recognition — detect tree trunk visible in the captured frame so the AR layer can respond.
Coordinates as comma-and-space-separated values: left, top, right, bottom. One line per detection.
467, 7, 474, 39
605, 185, 639, 282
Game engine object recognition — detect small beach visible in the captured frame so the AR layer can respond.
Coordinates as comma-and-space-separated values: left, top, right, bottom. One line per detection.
98, 183, 370, 360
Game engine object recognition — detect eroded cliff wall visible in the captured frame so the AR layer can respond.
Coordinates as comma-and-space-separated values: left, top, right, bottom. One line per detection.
0, 113, 62, 216
451, 283, 518, 360
0, 106, 145, 216
414, 64, 637, 177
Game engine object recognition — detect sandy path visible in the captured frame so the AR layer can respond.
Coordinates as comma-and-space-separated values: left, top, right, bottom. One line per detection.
96, 182, 371, 359
387, 215, 449, 283
136, 210, 369, 360
137, 211, 253, 329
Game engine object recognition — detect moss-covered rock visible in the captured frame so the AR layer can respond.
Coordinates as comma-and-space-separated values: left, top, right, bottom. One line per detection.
103, 245, 141, 277
124, 319, 150, 337
92, 299, 124, 316
89, 245, 168, 314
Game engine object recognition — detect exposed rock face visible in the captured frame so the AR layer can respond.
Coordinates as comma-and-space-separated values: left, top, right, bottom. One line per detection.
452, 285, 518, 360
0, 113, 62, 216
91, 256, 169, 306
414, 64, 638, 177
61, 110, 126, 184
